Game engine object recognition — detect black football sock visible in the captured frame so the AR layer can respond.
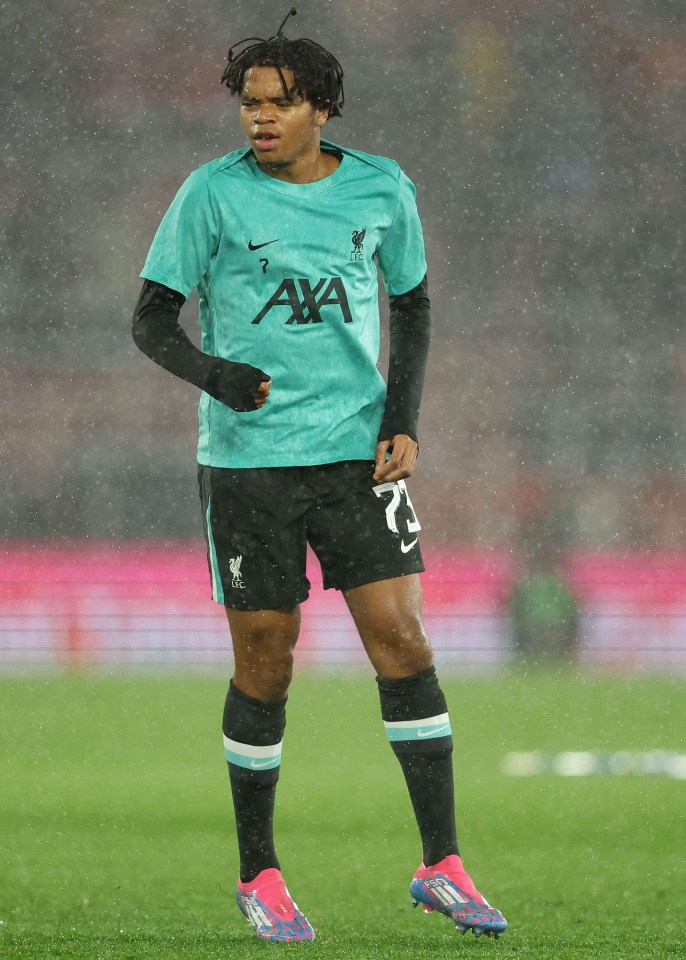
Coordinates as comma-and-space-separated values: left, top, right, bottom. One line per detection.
377, 666, 459, 866
222, 680, 286, 883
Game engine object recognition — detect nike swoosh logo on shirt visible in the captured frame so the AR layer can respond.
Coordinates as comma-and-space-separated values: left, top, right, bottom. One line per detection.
417, 724, 451, 738
248, 239, 279, 251
401, 538, 418, 553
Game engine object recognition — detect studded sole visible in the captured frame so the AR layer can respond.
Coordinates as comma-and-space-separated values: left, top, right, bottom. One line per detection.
411, 896, 506, 938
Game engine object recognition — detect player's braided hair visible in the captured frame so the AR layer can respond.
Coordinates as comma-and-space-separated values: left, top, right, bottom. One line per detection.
220, 7, 344, 118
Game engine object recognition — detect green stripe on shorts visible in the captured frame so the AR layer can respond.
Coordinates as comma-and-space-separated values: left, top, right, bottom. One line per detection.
206, 496, 225, 605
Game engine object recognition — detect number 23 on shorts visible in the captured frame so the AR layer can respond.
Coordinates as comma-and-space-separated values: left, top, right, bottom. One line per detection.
373, 479, 421, 551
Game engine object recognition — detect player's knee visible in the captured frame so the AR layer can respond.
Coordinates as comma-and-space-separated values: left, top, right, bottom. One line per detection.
234, 656, 293, 700
233, 620, 296, 699
392, 609, 429, 649
372, 612, 433, 676
256, 648, 294, 698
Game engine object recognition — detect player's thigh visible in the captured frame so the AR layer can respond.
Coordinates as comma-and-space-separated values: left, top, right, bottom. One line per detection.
344, 574, 433, 678
306, 461, 425, 593
198, 464, 310, 611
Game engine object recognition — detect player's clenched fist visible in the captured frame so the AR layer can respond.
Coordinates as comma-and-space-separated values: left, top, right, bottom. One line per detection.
204, 359, 271, 412
253, 378, 271, 408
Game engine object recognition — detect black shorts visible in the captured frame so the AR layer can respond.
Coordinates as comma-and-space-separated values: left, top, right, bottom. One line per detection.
198, 460, 424, 610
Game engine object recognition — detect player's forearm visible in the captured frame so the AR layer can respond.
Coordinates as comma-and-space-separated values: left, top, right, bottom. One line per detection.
132, 280, 270, 411
379, 274, 431, 443
132, 279, 221, 390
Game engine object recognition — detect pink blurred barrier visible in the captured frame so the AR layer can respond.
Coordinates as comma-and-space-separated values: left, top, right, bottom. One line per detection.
1, 543, 685, 669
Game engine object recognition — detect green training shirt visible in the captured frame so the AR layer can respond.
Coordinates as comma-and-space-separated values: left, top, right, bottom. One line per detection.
139, 139, 427, 468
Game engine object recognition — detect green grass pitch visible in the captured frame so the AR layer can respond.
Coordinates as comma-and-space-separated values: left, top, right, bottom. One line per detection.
1, 670, 684, 958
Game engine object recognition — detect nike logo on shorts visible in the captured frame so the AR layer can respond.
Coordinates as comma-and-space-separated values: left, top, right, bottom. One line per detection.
401, 538, 418, 553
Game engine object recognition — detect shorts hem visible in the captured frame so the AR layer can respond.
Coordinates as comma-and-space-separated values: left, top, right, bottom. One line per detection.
325, 561, 425, 593
212, 588, 310, 611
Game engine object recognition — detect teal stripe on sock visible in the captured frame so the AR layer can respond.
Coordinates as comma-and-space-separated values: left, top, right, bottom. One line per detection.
223, 735, 282, 771
385, 717, 452, 742
224, 748, 281, 771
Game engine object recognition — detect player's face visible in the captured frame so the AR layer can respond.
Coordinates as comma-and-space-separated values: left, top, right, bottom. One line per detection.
239, 66, 329, 169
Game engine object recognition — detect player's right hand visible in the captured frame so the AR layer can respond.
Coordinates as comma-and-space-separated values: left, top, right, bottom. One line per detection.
253, 378, 271, 408
205, 359, 271, 412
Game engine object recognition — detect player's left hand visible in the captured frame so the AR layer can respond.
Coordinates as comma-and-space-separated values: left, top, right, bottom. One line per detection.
373, 435, 418, 482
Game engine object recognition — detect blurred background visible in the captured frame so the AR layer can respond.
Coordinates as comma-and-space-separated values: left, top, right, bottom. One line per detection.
2, 0, 685, 668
